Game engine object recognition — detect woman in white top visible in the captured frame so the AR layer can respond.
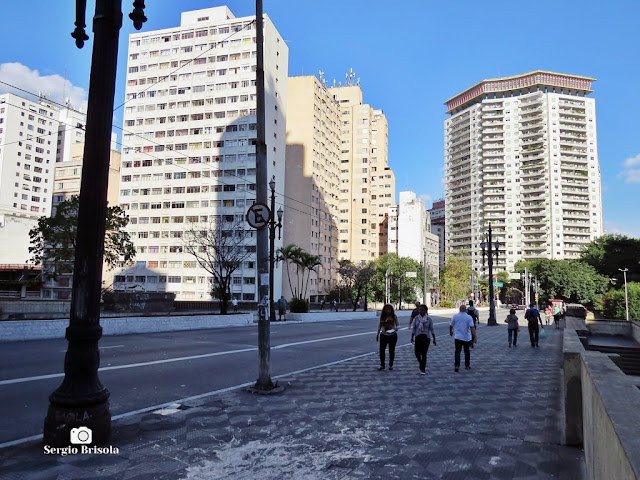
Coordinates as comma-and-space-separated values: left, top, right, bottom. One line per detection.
411, 304, 437, 374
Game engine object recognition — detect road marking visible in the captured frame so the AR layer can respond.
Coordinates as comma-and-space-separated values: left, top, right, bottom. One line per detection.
59, 344, 125, 353
2, 325, 452, 387
0, 349, 381, 449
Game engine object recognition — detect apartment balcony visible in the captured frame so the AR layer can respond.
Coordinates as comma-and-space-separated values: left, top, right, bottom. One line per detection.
520, 129, 545, 140
482, 103, 504, 112
522, 225, 548, 235
560, 170, 589, 181
483, 126, 504, 134
520, 167, 546, 178
483, 195, 505, 203
482, 142, 505, 150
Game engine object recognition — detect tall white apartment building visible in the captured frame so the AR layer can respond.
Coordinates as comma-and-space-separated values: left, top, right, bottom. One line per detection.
116, 6, 288, 301
428, 199, 446, 269
56, 107, 86, 164
388, 191, 439, 278
329, 83, 395, 264
0, 93, 59, 264
284, 75, 341, 301
444, 71, 603, 276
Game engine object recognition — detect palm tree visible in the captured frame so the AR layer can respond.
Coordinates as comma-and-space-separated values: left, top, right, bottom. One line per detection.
300, 252, 322, 300
278, 244, 303, 299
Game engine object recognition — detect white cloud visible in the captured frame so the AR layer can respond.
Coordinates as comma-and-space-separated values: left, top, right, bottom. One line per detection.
0, 62, 87, 113
604, 221, 639, 238
619, 153, 640, 184
418, 193, 433, 206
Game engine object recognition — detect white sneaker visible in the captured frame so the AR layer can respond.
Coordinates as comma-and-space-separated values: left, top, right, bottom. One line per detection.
420, 370, 426, 375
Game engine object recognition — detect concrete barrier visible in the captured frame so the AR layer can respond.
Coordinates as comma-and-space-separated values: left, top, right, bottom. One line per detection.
0, 313, 253, 342
562, 316, 640, 480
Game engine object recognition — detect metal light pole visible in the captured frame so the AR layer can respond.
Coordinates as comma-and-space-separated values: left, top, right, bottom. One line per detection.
423, 248, 428, 306
269, 178, 283, 324
481, 224, 499, 326
43, 0, 147, 447
619, 268, 629, 321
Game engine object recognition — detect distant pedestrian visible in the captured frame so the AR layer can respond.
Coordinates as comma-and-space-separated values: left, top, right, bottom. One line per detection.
411, 304, 437, 374
545, 306, 552, 325
505, 308, 519, 347
332, 299, 338, 312
376, 304, 399, 371
449, 305, 477, 372
409, 301, 421, 329
320, 299, 325, 310
277, 296, 288, 321
232, 297, 238, 312
553, 304, 561, 329
467, 300, 480, 348
525, 303, 544, 347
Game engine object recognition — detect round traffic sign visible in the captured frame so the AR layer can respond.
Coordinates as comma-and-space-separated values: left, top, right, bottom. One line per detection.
246, 202, 271, 229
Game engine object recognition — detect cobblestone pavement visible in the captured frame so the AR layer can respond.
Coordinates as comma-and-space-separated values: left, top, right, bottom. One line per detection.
0, 322, 585, 480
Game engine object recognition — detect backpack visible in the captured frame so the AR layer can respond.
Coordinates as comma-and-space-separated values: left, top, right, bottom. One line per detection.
468, 307, 478, 322
525, 308, 539, 323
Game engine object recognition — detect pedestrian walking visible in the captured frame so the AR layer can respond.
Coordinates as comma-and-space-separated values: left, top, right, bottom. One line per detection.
409, 301, 421, 329
545, 305, 552, 325
376, 304, 399, 371
277, 296, 288, 321
231, 297, 238, 312
467, 300, 479, 348
449, 305, 477, 372
332, 299, 338, 312
525, 302, 544, 347
553, 304, 562, 329
410, 304, 437, 374
505, 308, 519, 347
320, 299, 325, 310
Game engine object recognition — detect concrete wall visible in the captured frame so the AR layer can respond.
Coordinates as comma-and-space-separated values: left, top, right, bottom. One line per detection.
0, 300, 71, 320
562, 317, 640, 480
0, 314, 253, 341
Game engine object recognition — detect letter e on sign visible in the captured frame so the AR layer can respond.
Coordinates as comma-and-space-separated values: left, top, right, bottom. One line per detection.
246, 202, 270, 229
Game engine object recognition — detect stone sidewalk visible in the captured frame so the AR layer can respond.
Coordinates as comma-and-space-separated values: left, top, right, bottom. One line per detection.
0, 322, 585, 480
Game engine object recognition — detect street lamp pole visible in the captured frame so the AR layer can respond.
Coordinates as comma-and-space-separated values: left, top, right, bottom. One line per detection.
481, 224, 499, 326
269, 178, 283, 325
619, 268, 629, 321
43, 0, 147, 447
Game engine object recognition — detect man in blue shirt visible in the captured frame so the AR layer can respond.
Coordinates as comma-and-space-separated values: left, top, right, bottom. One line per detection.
449, 305, 477, 372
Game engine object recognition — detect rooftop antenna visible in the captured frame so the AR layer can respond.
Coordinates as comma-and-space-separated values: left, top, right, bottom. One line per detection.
318, 70, 327, 86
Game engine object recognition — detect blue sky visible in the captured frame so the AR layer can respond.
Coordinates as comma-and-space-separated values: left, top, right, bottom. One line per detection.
1, 0, 638, 236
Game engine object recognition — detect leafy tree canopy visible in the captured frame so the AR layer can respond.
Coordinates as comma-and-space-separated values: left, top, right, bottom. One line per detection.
579, 234, 640, 284
29, 196, 135, 280
439, 252, 472, 304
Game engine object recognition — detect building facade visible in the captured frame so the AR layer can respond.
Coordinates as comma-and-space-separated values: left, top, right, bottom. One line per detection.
0, 93, 60, 265
329, 83, 395, 265
283, 76, 341, 301
428, 198, 445, 269
388, 191, 440, 300
116, 6, 288, 301
444, 71, 603, 277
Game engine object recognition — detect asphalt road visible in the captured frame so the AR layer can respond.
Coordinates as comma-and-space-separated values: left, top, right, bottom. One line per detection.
0, 312, 469, 447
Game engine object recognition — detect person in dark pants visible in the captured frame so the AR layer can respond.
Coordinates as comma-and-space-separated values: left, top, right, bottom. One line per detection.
525, 303, 543, 347
411, 304, 437, 374
449, 305, 477, 372
505, 308, 519, 347
376, 304, 399, 371
409, 301, 421, 329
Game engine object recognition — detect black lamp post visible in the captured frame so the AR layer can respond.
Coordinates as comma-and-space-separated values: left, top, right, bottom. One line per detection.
480, 224, 500, 326
269, 177, 283, 323
43, 0, 147, 447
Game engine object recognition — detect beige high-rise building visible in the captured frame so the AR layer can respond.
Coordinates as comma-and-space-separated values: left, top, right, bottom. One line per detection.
283, 76, 340, 301
329, 83, 395, 265
444, 71, 603, 276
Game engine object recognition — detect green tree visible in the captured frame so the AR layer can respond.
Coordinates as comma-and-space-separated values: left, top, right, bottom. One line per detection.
370, 253, 423, 306
278, 244, 321, 301
601, 282, 640, 321
182, 217, 253, 314
29, 196, 135, 280
580, 234, 640, 284
440, 252, 472, 304
337, 260, 376, 311
517, 258, 608, 308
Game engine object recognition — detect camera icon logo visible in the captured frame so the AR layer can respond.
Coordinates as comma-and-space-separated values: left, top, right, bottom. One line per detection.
70, 426, 92, 445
